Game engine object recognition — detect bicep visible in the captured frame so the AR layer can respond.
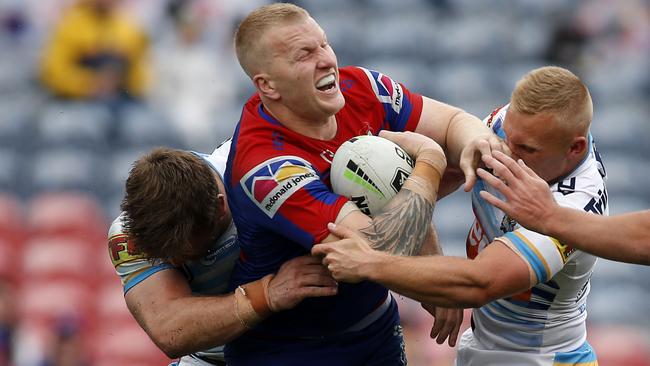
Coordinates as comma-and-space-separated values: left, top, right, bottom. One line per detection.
474, 241, 532, 302
414, 96, 463, 148
124, 269, 191, 326
321, 207, 372, 243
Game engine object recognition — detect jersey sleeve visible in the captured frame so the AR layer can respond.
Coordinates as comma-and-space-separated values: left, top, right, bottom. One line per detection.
107, 214, 175, 294
353, 66, 423, 132
494, 187, 600, 286
482, 104, 508, 139
495, 228, 567, 286
234, 155, 349, 249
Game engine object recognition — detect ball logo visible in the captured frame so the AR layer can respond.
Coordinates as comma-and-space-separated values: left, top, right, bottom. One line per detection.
391, 168, 410, 193
241, 156, 319, 218
343, 159, 385, 199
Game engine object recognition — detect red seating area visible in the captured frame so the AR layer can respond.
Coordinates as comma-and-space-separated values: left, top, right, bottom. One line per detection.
3, 191, 650, 366
0, 192, 170, 365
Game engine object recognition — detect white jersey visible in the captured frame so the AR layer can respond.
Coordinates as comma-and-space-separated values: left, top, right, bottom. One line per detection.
458, 105, 607, 366
108, 140, 237, 365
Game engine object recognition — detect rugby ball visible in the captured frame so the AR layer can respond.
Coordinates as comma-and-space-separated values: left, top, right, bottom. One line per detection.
331, 135, 414, 217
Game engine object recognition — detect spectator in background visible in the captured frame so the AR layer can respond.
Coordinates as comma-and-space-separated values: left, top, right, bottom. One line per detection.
0, 281, 16, 365
149, 0, 238, 151
41, 317, 89, 366
39, 0, 150, 101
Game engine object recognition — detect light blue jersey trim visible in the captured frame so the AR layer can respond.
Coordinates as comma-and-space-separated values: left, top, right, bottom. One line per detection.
553, 341, 598, 364
123, 263, 176, 294
503, 232, 549, 283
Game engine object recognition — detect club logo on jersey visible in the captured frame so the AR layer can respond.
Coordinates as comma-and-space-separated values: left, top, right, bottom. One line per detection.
500, 214, 518, 233
320, 149, 335, 164
108, 233, 141, 267
241, 156, 319, 218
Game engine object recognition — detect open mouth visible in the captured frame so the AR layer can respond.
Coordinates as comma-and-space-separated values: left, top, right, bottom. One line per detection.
316, 74, 337, 92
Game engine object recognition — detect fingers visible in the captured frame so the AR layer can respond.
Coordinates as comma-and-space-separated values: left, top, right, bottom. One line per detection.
517, 158, 538, 178
462, 169, 477, 192
447, 309, 463, 347
311, 243, 333, 257
490, 150, 526, 181
284, 254, 328, 267
429, 308, 446, 341
460, 140, 490, 192
378, 130, 396, 139
436, 313, 456, 346
476, 139, 492, 157
488, 136, 511, 157
327, 222, 358, 239
297, 285, 338, 298
481, 154, 516, 186
476, 168, 511, 196
460, 152, 477, 193
429, 308, 463, 346
298, 273, 338, 288
378, 130, 410, 152
478, 190, 509, 213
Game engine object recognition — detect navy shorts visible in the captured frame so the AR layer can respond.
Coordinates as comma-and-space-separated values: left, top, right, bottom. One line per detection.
225, 299, 406, 366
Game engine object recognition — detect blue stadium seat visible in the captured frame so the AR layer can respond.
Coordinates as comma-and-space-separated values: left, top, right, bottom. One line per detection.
35, 101, 112, 151
114, 104, 185, 149
0, 93, 38, 150
26, 147, 108, 196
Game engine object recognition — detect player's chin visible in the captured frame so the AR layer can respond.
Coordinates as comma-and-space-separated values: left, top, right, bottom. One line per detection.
317, 92, 345, 114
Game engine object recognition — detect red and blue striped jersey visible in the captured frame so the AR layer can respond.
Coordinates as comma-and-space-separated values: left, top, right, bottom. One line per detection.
224, 66, 423, 337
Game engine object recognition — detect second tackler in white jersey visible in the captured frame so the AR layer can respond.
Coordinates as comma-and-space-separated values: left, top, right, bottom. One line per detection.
458, 105, 607, 366
108, 140, 236, 366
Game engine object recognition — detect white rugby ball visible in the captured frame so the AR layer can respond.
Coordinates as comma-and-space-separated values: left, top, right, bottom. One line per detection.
331, 135, 414, 217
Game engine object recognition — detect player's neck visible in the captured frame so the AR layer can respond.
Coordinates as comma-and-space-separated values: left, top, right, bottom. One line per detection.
263, 103, 337, 140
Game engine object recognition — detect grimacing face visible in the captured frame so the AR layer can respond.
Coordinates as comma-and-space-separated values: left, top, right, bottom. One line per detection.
502, 108, 574, 183
262, 17, 345, 122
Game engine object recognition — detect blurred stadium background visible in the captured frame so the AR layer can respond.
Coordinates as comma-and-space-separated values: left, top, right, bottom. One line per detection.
0, 0, 648, 365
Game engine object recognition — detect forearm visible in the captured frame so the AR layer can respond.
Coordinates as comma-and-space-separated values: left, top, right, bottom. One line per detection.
419, 224, 441, 256
444, 110, 492, 168
362, 253, 489, 308
130, 294, 250, 358
548, 208, 650, 265
361, 149, 442, 256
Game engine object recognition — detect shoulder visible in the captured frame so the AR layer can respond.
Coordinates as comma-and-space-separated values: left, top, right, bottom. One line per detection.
552, 151, 608, 215
342, 66, 399, 98
107, 213, 143, 268
483, 104, 509, 134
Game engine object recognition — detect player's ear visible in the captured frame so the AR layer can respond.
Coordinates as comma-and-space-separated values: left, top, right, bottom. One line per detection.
253, 74, 280, 100
569, 136, 587, 158
216, 193, 227, 217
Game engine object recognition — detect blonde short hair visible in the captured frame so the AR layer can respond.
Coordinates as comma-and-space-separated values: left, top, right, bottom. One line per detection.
234, 3, 310, 78
511, 66, 593, 136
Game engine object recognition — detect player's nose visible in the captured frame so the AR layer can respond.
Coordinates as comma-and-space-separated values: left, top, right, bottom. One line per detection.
316, 48, 337, 69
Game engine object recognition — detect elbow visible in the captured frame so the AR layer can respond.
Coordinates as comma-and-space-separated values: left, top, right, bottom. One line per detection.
148, 328, 186, 359
459, 273, 493, 308
462, 289, 492, 309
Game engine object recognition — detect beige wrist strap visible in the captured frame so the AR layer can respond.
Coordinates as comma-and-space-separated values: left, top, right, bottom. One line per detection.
233, 286, 261, 330
403, 150, 444, 204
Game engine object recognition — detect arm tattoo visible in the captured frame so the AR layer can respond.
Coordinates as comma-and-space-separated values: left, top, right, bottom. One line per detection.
360, 189, 434, 256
